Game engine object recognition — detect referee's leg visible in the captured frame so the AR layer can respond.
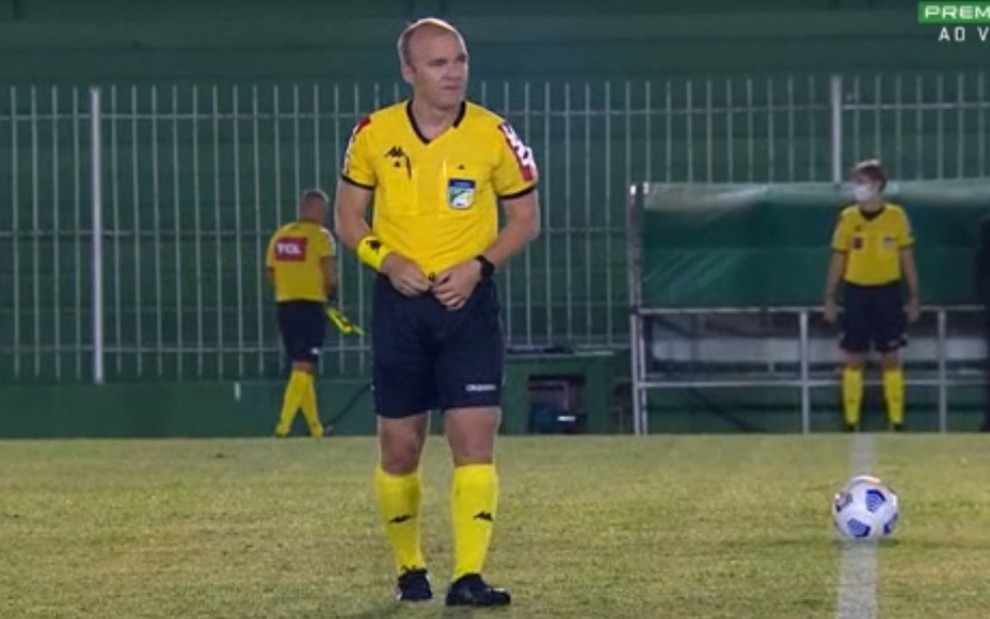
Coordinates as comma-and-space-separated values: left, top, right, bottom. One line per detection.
876, 286, 908, 431
371, 277, 437, 602
436, 282, 510, 607
274, 302, 325, 438
839, 286, 869, 432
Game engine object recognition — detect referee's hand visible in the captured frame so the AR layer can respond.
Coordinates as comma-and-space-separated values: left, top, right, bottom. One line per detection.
432, 259, 482, 311
382, 254, 432, 297
823, 297, 838, 324
905, 296, 921, 324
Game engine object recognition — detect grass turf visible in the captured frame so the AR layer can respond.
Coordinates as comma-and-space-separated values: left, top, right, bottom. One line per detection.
0, 435, 987, 618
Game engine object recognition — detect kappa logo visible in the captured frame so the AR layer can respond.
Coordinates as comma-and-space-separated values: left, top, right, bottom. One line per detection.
274, 237, 307, 261
385, 145, 412, 178
465, 383, 497, 393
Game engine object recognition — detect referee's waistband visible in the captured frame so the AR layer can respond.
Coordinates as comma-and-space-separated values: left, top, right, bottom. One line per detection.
843, 279, 902, 290
276, 298, 325, 306
375, 273, 495, 292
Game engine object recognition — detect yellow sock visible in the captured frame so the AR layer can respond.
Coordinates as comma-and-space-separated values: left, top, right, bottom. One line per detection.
299, 376, 323, 437
842, 368, 863, 428
275, 370, 309, 436
883, 369, 905, 426
375, 465, 425, 575
451, 464, 498, 581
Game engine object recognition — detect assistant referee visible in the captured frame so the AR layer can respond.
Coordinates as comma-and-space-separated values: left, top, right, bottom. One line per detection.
265, 189, 336, 438
824, 160, 920, 432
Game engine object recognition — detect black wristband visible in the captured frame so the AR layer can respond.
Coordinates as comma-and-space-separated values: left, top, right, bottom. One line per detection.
475, 255, 495, 280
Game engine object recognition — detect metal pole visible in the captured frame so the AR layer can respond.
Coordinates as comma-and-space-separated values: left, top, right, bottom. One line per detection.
937, 309, 948, 432
830, 75, 844, 184
89, 86, 105, 385
627, 182, 646, 435
799, 310, 810, 434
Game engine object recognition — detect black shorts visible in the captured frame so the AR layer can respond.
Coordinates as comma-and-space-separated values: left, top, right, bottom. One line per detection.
840, 281, 907, 354
372, 275, 504, 418
277, 301, 327, 364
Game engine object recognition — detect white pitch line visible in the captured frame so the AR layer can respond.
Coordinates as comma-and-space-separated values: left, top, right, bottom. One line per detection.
835, 433, 878, 619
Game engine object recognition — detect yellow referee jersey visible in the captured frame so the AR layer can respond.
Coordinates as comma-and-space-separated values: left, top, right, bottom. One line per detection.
265, 221, 335, 302
340, 100, 538, 276
831, 203, 913, 286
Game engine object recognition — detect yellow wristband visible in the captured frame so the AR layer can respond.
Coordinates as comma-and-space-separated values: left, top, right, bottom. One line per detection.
356, 235, 393, 272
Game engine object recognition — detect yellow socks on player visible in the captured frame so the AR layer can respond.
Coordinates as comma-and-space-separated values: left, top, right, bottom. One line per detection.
451, 463, 499, 581
375, 463, 499, 579
842, 367, 864, 428
275, 370, 321, 437
299, 378, 323, 437
375, 465, 425, 574
883, 368, 905, 427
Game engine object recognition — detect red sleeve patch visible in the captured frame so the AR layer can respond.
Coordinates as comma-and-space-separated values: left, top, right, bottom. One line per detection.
498, 122, 537, 182
342, 116, 372, 174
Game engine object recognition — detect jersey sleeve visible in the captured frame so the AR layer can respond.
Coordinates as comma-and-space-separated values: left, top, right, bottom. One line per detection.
265, 234, 277, 268
341, 116, 376, 189
316, 227, 336, 259
897, 210, 914, 248
831, 213, 851, 252
492, 121, 539, 199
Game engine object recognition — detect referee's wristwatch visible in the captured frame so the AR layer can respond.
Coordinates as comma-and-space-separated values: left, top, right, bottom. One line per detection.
475, 255, 495, 280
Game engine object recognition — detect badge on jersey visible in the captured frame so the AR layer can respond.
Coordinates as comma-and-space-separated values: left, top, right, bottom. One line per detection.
852, 236, 864, 250
883, 234, 895, 249
447, 178, 476, 210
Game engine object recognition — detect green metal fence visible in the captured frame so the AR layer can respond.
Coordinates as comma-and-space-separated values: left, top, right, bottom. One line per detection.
2, 72, 989, 383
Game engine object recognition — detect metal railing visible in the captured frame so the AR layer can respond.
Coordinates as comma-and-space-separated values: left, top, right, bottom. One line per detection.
627, 305, 985, 435
2, 72, 988, 383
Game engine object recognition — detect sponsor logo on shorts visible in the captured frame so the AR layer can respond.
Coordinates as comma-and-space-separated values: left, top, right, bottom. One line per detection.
465, 383, 497, 393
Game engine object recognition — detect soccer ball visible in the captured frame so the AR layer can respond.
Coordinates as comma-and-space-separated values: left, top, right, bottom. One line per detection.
832, 474, 899, 541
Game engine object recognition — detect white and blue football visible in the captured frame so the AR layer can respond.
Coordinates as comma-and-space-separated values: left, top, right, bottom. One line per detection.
832, 474, 900, 541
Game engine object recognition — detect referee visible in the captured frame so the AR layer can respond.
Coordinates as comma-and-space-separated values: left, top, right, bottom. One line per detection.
265, 189, 337, 438
824, 160, 921, 432
334, 18, 540, 607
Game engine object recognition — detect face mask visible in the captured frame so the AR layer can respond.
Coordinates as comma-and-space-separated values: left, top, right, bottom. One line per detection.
853, 184, 878, 204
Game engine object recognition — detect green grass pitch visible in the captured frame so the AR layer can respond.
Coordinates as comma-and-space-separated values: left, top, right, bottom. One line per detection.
1, 435, 989, 618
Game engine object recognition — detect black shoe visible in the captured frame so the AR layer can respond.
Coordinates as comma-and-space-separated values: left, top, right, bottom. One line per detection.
396, 568, 432, 602
445, 573, 511, 607
845, 423, 858, 433
890, 423, 904, 432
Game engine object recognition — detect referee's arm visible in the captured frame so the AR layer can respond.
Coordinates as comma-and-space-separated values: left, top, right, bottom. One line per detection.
900, 247, 921, 322
824, 250, 847, 302
483, 190, 540, 268
900, 249, 919, 300
825, 218, 849, 304
334, 181, 374, 253
264, 236, 276, 289
321, 255, 337, 300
